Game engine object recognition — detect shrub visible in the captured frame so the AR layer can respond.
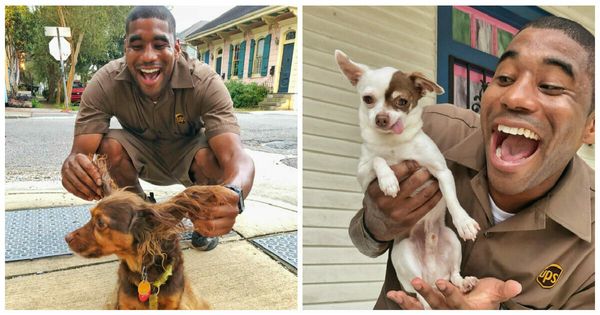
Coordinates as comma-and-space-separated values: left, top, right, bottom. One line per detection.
31, 98, 41, 108
224, 80, 268, 108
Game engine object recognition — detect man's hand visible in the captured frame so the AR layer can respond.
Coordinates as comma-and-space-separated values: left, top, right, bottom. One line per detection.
191, 188, 239, 237
364, 160, 442, 241
386, 277, 522, 310
61, 153, 103, 201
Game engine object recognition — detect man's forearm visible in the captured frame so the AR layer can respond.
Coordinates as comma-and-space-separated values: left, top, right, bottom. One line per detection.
208, 132, 255, 198
221, 150, 255, 198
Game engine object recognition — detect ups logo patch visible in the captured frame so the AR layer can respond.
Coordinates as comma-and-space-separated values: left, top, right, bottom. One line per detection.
175, 113, 186, 124
537, 264, 563, 289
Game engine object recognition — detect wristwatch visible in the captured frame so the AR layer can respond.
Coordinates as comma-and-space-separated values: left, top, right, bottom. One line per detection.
224, 184, 245, 214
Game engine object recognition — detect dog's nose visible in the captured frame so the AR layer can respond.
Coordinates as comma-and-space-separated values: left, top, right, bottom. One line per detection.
376, 114, 389, 128
65, 232, 74, 244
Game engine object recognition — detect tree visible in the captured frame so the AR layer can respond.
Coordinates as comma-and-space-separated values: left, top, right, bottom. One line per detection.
5, 6, 37, 97
26, 6, 131, 103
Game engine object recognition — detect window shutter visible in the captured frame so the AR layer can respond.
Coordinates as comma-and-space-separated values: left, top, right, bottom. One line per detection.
238, 40, 246, 78
248, 39, 256, 75
227, 44, 233, 79
203, 51, 210, 64
261, 34, 272, 76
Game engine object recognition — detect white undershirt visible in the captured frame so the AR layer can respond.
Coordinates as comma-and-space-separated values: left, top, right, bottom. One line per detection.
488, 194, 516, 225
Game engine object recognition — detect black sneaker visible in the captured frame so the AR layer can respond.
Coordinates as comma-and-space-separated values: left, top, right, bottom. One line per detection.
148, 192, 156, 203
142, 192, 156, 203
191, 231, 219, 251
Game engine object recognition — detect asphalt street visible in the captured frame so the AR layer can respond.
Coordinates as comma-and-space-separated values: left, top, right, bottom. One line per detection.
5, 111, 297, 183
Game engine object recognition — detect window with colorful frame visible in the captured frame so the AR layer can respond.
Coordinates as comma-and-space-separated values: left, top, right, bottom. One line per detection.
437, 6, 550, 112
253, 38, 265, 75
232, 43, 241, 77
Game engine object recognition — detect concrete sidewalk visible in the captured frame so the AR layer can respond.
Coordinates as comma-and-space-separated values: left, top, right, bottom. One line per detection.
4, 145, 299, 309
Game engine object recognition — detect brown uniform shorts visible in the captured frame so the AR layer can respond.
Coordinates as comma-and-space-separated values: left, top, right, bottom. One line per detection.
105, 129, 208, 186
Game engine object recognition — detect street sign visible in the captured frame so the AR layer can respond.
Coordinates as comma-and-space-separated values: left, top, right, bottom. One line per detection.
49, 37, 71, 61
45, 26, 73, 111
44, 26, 71, 37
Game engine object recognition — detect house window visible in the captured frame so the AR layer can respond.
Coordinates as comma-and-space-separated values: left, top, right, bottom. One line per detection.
437, 6, 550, 112
253, 38, 265, 75
215, 48, 223, 75
232, 44, 240, 77
451, 58, 494, 112
452, 6, 518, 58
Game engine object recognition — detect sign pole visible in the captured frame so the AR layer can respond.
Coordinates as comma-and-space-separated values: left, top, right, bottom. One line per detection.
56, 27, 70, 111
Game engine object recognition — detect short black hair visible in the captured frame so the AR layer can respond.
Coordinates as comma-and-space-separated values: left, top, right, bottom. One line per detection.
521, 16, 595, 112
125, 6, 176, 38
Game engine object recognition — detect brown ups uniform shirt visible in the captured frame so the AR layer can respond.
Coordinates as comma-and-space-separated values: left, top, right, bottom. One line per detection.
349, 105, 594, 310
74, 54, 240, 186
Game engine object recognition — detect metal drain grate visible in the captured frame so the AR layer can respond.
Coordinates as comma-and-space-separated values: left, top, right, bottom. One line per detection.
251, 232, 297, 269
5, 205, 91, 261
5, 207, 239, 261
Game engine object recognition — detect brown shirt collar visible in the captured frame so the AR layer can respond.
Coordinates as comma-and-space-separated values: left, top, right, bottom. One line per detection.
444, 128, 593, 243
113, 54, 194, 89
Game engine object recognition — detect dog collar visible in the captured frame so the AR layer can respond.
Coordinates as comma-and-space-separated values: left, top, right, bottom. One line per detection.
137, 261, 174, 310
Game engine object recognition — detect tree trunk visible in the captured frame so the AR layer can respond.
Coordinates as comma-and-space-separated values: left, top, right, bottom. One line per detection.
5, 37, 20, 97
56, 81, 62, 105
66, 32, 84, 101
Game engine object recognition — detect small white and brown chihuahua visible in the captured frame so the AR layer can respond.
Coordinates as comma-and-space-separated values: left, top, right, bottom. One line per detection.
335, 50, 481, 308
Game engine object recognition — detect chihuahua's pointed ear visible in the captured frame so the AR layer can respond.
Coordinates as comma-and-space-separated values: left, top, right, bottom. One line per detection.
335, 50, 367, 86
409, 72, 445, 97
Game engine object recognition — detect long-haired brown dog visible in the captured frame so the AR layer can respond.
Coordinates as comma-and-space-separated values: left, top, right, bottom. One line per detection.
65, 156, 236, 310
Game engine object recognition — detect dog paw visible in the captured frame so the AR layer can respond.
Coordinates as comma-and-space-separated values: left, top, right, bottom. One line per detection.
459, 276, 478, 293
453, 215, 480, 241
378, 175, 400, 197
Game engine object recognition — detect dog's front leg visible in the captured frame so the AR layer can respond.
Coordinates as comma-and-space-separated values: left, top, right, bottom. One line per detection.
430, 167, 479, 241
357, 159, 377, 192
373, 157, 400, 197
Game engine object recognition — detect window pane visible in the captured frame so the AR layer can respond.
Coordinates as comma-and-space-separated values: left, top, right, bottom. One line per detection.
452, 8, 471, 46
453, 61, 493, 113
253, 39, 265, 75
497, 29, 513, 57
257, 39, 265, 58
233, 44, 240, 75
474, 18, 493, 55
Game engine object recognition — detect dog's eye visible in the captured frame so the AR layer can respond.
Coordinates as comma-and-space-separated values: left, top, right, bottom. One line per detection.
362, 95, 374, 105
395, 98, 408, 107
96, 218, 107, 230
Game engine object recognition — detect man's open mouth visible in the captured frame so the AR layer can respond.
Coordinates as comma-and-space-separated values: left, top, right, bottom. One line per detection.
492, 124, 541, 165
138, 68, 161, 85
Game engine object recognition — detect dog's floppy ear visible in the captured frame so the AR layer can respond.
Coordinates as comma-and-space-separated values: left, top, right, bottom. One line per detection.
335, 50, 368, 86
162, 185, 235, 223
409, 72, 445, 97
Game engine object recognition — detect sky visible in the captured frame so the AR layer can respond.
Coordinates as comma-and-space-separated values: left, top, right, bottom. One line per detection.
170, 6, 234, 34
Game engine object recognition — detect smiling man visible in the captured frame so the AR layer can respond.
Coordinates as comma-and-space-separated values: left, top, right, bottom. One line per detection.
349, 16, 594, 309
62, 6, 255, 251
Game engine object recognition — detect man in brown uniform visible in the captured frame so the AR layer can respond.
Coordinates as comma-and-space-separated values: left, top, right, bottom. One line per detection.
349, 16, 594, 309
61, 6, 255, 250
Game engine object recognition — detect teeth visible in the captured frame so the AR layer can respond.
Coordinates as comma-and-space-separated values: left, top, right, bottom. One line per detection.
496, 146, 502, 158
140, 68, 159, 74
497, 124, 539, 140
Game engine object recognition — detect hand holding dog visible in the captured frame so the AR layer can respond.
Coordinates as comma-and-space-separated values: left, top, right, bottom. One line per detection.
364, 160, 442, 241
61, 152, 103, 201
387, 277, 522, 310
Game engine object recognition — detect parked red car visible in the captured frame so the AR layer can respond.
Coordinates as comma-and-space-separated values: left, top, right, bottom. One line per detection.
70, 81, 85, 104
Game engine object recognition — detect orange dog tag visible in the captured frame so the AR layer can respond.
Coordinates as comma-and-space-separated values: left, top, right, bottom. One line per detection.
138, 280, 151, 302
